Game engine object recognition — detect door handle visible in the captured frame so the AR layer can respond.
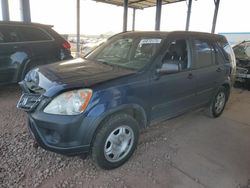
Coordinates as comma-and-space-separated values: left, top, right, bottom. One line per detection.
152, 73, 161, 81
216, 67, 222, 72
187, 73, 193, 79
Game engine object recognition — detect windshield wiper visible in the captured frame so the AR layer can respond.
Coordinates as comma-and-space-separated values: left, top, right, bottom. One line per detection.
96, 59, 124, 69
96, 59, 136, 71
96, 59, 116, 66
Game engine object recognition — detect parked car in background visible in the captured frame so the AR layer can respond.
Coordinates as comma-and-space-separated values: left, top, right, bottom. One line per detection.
81, 39, 106, 57
233, 40, 250, 89
17, 31, 235, 169
0, 21, 72, 85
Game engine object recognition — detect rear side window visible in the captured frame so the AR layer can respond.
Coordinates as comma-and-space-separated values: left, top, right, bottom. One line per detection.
0, 25, 52, 43
0, 27, 21, 43
218, 41, 235, 63
194, 40, 214, 68
18, 26, 52, 42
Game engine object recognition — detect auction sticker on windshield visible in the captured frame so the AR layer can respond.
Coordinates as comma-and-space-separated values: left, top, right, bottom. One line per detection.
139, 39, 162, 44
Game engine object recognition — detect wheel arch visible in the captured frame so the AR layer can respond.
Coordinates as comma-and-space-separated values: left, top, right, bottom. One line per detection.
88, 104, 147, 148
18, 59, 32, 81
222, 81, 231, 101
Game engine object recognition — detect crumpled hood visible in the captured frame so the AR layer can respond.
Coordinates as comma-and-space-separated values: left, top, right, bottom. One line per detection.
24, 58, 135, 96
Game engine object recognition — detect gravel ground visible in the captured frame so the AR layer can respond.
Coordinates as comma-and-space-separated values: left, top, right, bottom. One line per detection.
0, 85, 249, 188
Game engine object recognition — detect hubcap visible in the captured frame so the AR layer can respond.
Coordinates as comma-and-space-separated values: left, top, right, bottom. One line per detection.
214, 92, 226, 114
104, 125, 134, 163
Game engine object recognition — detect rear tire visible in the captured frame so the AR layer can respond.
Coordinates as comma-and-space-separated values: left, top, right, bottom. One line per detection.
208, 86, 228, 118
91, 113, 139, 170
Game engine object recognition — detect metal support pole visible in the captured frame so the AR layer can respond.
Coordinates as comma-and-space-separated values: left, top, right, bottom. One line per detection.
76, 0, 80, 57
20, 0, 31, 22
211, 0, 220, 33
1, 0, 10, 21
123, 0, 128, 32
185, 0, 192, 31
155, 0, 162, 31
132, 8, 136, 31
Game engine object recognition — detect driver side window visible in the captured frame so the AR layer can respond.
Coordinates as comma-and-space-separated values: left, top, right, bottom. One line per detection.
163, 39, 189, 71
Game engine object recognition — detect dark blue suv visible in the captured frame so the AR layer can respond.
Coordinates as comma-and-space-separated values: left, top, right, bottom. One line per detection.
17, 31, 236, 169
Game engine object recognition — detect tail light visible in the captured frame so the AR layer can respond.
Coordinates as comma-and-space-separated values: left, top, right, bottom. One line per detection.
62, 41, 71, 49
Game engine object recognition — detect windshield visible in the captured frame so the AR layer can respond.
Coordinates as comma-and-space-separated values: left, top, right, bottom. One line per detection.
86, 36, 164, 70
233, 41, 250, 60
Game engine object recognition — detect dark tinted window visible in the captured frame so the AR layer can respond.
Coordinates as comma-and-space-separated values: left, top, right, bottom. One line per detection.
194, 40, 214, 68
0, 25, 51, 43
0, 26, 21, 43
2, 29, 21, 43
18, 26, 52, 41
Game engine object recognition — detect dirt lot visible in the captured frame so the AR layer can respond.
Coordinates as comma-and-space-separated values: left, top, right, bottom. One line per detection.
0, 85, 250, 188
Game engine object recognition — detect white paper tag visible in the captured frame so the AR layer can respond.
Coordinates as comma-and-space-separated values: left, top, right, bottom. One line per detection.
139, 39, 162, 44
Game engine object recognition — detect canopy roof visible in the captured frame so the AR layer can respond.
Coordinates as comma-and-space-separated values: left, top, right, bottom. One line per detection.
94, 0, 185, 9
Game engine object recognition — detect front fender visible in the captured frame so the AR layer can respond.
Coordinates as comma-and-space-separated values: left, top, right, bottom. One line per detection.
81, 102, 148, 146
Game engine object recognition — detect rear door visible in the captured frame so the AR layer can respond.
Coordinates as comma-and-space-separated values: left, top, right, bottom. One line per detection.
17, 25, 58, 68
191, 38, 226, 105
150, 36, 197, 120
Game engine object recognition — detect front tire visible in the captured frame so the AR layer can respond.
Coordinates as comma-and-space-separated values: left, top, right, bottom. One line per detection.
208, 86, 228, 118
91, 113, 139, 170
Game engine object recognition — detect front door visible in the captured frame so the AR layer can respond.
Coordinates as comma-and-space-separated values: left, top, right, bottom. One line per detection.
150, 38, 197, 120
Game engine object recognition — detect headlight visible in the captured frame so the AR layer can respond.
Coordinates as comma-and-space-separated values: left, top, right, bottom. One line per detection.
44, 89, 92, 115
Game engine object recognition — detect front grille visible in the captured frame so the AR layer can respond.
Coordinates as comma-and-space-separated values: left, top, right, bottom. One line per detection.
19, 81, 31, 93
17, 93, 42, 112
236, 67, 248, 74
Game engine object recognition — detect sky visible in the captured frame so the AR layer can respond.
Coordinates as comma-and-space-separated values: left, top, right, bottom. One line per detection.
1, 0, 250, 35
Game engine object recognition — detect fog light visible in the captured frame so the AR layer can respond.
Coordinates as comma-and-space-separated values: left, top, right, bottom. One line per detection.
46, 131, 61, 144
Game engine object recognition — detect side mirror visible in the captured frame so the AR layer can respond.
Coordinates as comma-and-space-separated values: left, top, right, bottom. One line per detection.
156, 61, 180, 74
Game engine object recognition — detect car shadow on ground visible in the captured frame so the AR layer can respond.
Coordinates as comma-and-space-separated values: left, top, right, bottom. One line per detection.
0, 84, 21, 98
234, 82, 250, 91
